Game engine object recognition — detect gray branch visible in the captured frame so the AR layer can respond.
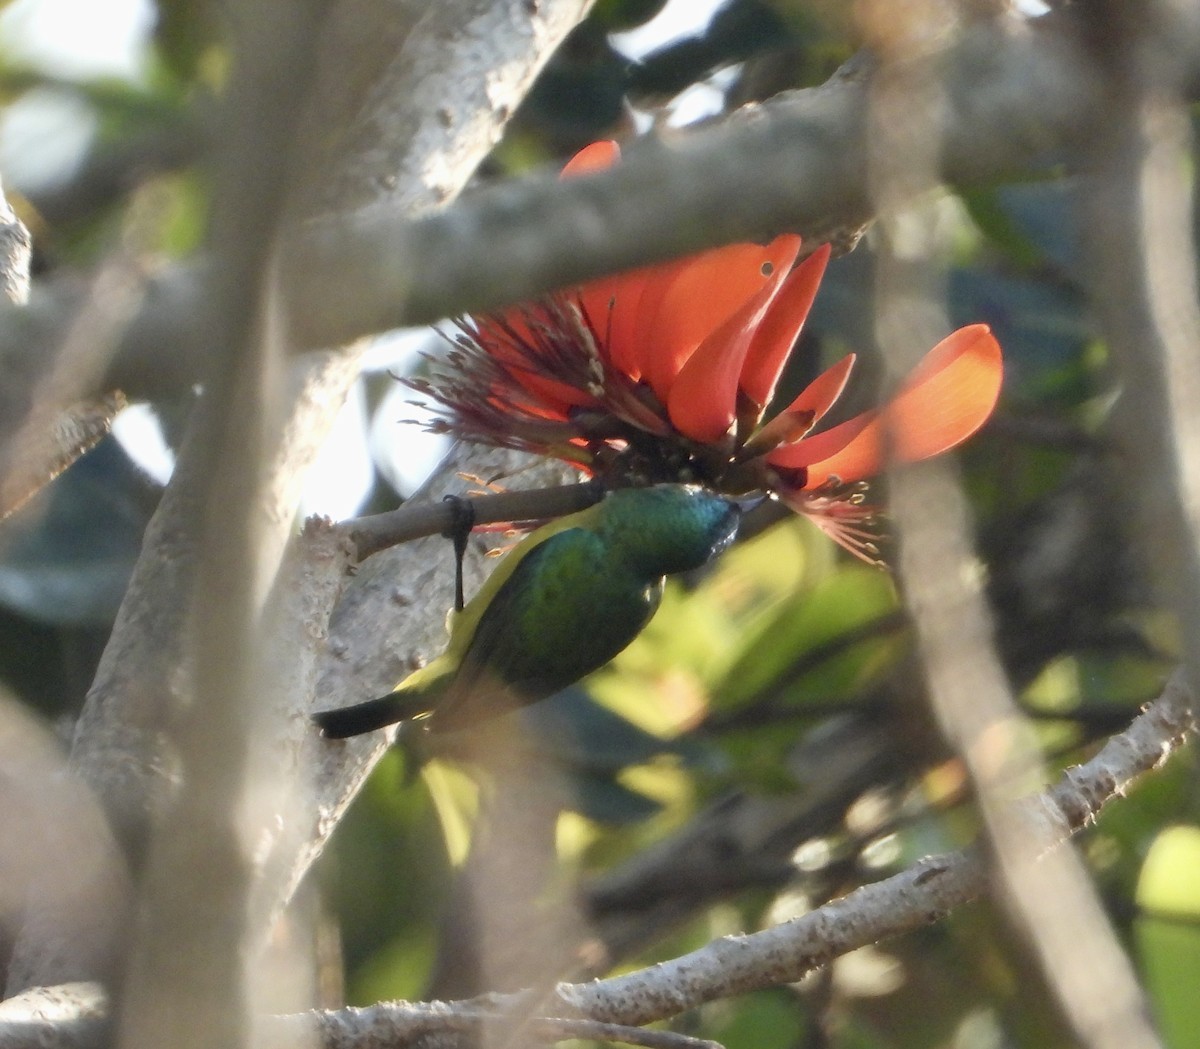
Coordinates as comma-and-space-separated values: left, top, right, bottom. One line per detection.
2, 672, 1190, 1048
10, 0, 595, 1001
0, 12, 1169, 399
3, 11, 1197, 517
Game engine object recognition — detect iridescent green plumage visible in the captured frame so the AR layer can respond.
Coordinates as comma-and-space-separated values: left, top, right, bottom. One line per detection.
314, 485, 741, 736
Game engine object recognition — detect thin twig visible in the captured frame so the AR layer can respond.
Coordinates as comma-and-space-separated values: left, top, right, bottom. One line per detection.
112, 1, 331, 1046
0, 9, 1155, 434
555, 674, 1194, 1027
870, 5, 1162, 1047
5, 670, 1187, 1048
59, 0, 596, 946
342, 479, 603, 561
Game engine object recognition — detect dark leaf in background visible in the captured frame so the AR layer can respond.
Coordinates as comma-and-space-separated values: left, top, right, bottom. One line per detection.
507, 23, 634, 158
0, 436, 158, 719
151, 0, 223, 86
591, 0, 671, 33
0, 435, 155, 628
626, 0, 790, 100
519, 686, 694, 774
517, 687, 711, 823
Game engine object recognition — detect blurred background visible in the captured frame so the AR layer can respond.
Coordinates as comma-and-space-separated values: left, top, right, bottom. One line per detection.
0, 2, 1196, 1048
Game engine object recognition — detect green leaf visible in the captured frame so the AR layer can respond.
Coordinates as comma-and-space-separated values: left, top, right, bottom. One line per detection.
714, 565, 901, 710
1137, 825, 1200, 919
1136, 916, 1200, 1049
326, 749, 453, 1000
591, 0, 670, 32
706, 990, 806, 1049
569, 771, 664, 824
522, 687, 682, 772
960, 187, 1044, 270
1136, 826, 1200, 1049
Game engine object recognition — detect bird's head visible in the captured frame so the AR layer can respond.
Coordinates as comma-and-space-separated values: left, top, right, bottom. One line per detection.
599, 484, 742, 578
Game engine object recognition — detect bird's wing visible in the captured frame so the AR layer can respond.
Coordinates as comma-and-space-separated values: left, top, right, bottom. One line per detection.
432, 526, 658, 730
439, 502, 606, 669
314, 506, 614, 738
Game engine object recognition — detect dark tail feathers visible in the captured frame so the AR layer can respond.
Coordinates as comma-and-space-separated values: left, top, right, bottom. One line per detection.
313, 692, 430, 739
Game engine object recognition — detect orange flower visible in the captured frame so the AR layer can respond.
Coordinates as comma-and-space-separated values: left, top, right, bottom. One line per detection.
414, 141, 1003, 559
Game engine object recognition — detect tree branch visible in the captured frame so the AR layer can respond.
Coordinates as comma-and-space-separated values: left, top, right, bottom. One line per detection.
871, 9, 1161, 1046
282, 10, 1122, 341
341, 479, 602, 561
109, 1, 330, 1045
15, 0, 597, 997
0, 8, 1155, 418
555, 673, 1194, 1027
0, 0, 595, 518
3, 672, 1190, 1047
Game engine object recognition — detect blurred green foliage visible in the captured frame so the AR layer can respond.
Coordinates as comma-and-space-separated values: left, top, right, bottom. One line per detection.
0, 2, 1195, 1047
1137, 826, 1200, 1048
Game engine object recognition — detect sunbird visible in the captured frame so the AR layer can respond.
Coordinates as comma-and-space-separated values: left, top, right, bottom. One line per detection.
315, 484, 743, 737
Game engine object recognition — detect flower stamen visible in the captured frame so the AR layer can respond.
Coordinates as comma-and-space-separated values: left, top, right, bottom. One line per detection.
398, 141, 1002, 565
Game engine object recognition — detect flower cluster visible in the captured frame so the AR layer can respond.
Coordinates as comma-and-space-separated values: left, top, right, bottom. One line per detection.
411, 141, 1003, 559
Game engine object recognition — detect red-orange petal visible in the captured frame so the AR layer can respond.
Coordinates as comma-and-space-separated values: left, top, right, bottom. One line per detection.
743, 352, 857, 455
667, 254, 795, 442
740, 244, 831, 410
641, 235, 803, 404
560, 140, 620, 177
576, 267, 652, 378
767, 410, 872, 474
769, 324, 1003, 487
783, 350, 857, 426
622, 252, 704, 381
559, 141, 652, 379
